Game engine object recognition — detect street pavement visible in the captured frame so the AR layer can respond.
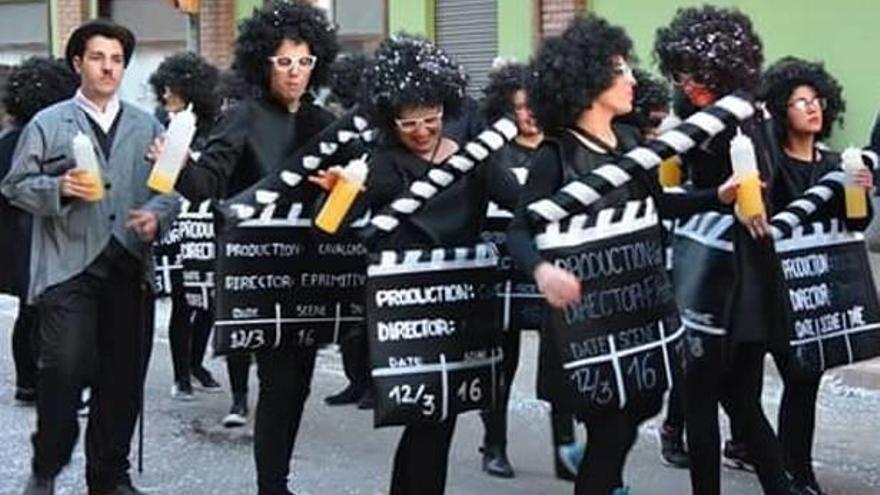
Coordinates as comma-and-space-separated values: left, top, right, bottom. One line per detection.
1, 295, 878, 495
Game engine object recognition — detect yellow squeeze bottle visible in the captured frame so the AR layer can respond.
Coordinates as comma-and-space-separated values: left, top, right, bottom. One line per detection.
842, 147, 868, 219
314, 158, 368, 234
71, 132, 105, 202
658, 156, 683, 187
729, 128, 765, 218
148, 105, 197, 193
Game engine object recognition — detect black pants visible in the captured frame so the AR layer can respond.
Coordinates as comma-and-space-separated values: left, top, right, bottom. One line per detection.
389, 418, 457, 495
684, 340, 788, 495
776, 355, 822, 486
168, 302, 212, 384
340, 324, 370, 389
480, 328, 521, 447
253, 345, 317, 495
12, 301, 39, 391
228, 353, 252, 400
575, 395, 663, 495
32, 267, 148, 492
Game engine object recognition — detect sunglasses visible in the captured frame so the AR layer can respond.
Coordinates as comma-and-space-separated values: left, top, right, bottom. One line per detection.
788, 97, 827, 112
267, 54, 318, 72
395, 111, 444, 133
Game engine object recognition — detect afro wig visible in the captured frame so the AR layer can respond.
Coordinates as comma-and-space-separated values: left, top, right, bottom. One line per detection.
481, 61, 532, 123
3, 57, 78, 127
528, 15, 633, 132
149, 52, 220, 130
616, 69, 671, 132
654, 5, 763, 95
327, 52, 372, 110
233, 0, 338, 95
758, 56, 845, 141
362, 33, 467, 133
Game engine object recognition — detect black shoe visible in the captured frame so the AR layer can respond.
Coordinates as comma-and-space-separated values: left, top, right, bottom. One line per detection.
14, 387, 37, 406
22, 475, 54, 495
553, 442, 583, 482
102, 482, 146, 495
171, 380, 195, 401
722, 440, 756, 472
792, 479, 827, 495
222, 397, 248, 428
324, 382, 366, 406
480, 444, 515, 478
357, 389, 375, 410
658, 425, 689, 469
191, 368, 222, 392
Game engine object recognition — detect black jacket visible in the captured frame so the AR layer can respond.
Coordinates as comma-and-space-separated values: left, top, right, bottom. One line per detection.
0, 128, 30, 297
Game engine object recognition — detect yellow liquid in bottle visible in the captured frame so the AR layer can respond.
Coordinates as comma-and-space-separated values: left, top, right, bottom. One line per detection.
315, 178, 362, 234
658, 157, 682, 187
845, 185, 868, 219
737, 173, 765, 218
147, 169, 177, 194
81, 170, 105, 202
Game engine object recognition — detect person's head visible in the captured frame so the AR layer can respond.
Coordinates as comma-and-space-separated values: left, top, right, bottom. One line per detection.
234, 0, 338, 108
482, 61, 540, 138
528, 15, 635, 132
654, 6, 763, 108
616, 69, 671, 139
363, 33, 467, 154
216, 69, 258, 112
327, 53, 372, 113
149, 52, 220, 129
3, 57, 78, 127
65, 19, 136, 101
758, 57, 844, 143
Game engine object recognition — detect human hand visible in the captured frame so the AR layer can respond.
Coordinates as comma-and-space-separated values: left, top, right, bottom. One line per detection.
533, 262, 582, 309
127, 209, 159, 242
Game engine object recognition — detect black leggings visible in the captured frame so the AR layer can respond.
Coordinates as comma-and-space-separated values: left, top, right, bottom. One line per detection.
389, 418, 457, 495
684, 340, 788, 495
227, 353, 252, 400
168, 302, 212, 384
12, 301, 39, 391
480, 328, 522, 447
776, 355, 822, 486
575, 395, 663, 495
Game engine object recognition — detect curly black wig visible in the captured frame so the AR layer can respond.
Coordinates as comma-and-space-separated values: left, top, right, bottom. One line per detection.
757, 56, 845, 142
528, 15, 633, 132
616, 69, 671, 132
362, 33, 467, 133
654, 5, 763, 95
327, 52, 371, 110
149, 52, 220, 130
481, 61, 532, 123
216, 69, 259, 110
233, 0, 339, 94
3, 57, 78, 126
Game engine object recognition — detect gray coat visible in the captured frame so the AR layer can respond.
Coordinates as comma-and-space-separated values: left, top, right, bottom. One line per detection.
0, 98, 179, 301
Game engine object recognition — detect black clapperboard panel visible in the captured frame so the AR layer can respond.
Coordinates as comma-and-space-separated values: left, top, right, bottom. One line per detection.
177, 199, 217, 311
536, 199, 682, 414
152, 197, 185, 297
367, 244, 503, 427
482, 167, 544, 332
776, 220, 880, 376
213, 199, 367, 355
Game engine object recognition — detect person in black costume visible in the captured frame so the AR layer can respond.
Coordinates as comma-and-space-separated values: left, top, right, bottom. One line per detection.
0, 57, 78, 405
148, 51, 222, 400
758, 57, 873, 495
654, 6, 801, 495
506, 16, 732, 495
152, 2, 339, 494
315, 33, 518, 495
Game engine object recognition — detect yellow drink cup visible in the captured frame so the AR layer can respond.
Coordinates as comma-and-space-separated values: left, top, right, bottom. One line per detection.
736, 173, 765, 218
658, 157, 682, 187
147, 168, 177, 194
315, 177, 362, 234
845, 185, 868, 219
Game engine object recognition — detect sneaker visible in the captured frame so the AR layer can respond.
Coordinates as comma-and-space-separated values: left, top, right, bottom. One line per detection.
222, 398, 248, 428
722, 440, 756, 472
480, 444, 515, 478
792, 480, 827, 495
357, 389, 375, 410
14, 387, 36, 406
191, 368, 222, 393
555, 442, 585, 481
22, 474, 54, 495
171, 381, 195, 401
324, 382, 366, 406
658, 425, 689, 469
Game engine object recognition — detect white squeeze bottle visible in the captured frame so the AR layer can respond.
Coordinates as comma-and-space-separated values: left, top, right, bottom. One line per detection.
842, 146, 868, 219
71, 132, 105, 201
148, 105, 197, 194
314, 157, 369, 234
729, 128, 764, 218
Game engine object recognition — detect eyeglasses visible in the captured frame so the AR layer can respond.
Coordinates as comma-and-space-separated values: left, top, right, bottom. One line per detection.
267, 55, 318, 72
612, 61, 634, 80
395, 111, 444, 133
788, 97, 827, 112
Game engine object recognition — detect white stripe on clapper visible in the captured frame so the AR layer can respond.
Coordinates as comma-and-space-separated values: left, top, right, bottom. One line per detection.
332, 302, 342, 344
502, 280, 512, 332
440, 353, 450, 421
608, 335, 627, 408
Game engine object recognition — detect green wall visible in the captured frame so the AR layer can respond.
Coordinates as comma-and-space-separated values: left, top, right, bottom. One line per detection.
235, 0, 264, 26
497, 0, 534, 61
388, 0, 435, 39
591, 0, 880, 148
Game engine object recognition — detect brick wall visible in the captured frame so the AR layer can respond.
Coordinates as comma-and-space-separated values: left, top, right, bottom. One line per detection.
199, 0, 236, 68
57, 0, 89, 54
540, 0, 585, 38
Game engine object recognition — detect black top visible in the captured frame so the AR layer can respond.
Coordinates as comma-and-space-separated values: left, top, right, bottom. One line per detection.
0, 128, 30, 297
361, 143, 520, 251
507, 124, 723, 278
482, 141, 537, 233
175, 97, 335, 201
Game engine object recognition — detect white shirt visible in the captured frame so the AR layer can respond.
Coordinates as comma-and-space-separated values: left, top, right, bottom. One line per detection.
74, 89, 121, 133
